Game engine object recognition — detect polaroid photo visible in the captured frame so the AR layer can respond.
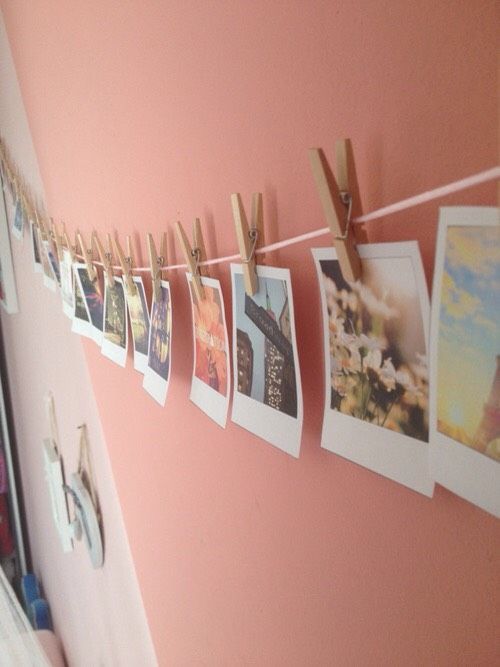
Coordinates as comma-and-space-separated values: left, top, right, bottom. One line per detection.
143, 280, 172, 405
230, 264, 303, 457
313, 243, 434, 497
186, 274, 230, 427
4, 190, 16, 229
11, 197, 26, 240
101, 276, 128, 368
71, 271, 93, 339
125, 276, 150, 373
429, 207, 500, 517
41, 237, 61, 291
46, 240, 61, 287
59, 248, 74, 318
0, 187, 18, 314
40, 238, 56, 291
31, 221, 42, 273
0, 169, 14, 203
74, 264, 104, 345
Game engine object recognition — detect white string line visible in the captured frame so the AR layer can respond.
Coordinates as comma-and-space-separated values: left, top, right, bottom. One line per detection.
75, 165, 499, 273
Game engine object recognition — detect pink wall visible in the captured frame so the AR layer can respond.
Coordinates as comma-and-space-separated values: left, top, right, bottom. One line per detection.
0, 12, 156, 666
1, 1, 499, 664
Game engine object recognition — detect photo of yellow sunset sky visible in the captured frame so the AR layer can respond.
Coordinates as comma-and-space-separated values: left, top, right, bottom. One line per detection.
437, 224, 500, 461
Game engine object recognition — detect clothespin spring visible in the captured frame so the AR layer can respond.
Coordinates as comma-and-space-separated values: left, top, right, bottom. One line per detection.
241, 228, 259, 264
191, 247, 202, 275
335, 191, 353, 241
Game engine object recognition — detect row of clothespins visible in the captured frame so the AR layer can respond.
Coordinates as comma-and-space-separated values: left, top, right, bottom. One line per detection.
0, 136, 364, 297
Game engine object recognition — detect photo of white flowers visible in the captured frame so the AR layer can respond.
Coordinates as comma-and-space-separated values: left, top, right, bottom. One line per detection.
313, 244, 433, 497
319, 254, 428, 441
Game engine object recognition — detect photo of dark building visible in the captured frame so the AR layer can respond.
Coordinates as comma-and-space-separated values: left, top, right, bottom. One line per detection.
235, 275, 297, 418
236, 329, 253, 396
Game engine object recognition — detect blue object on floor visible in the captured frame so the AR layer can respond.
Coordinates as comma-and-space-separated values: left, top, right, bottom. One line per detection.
21, 573, 53, 630
21, 573, 40, 608
30, 598, 52, 631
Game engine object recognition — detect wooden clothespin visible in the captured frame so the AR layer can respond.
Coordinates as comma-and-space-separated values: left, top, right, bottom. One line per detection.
51, 219, 64, 261
76, 229, 99, 287
146, 231, 167, 302
230, 192, 264, 296
308, 140, 361, 282
113, 234, 136, 294
25, 197, 35, 224
92, 231, 114, 289
62, 230, 77, 263
175, 219, 206, 301
36, 212, 49, 241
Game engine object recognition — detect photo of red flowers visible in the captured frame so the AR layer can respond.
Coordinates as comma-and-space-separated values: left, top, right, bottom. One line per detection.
189, 282, 228, 396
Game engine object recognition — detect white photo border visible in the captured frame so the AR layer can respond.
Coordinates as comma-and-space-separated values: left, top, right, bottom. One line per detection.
230, 263, 303, 458
101, 276, 128, 368
74, 264, 103, 345
0, 184, 18, 314
429, 207, 500, 517
187, 274, 230, 428
143, 279, 172, 405
313, 243, 434, 497
126, 275, 150, 374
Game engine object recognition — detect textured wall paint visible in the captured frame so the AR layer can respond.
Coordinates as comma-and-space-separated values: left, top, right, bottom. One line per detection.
0, 12, 156, 667
1, 1, 499, 665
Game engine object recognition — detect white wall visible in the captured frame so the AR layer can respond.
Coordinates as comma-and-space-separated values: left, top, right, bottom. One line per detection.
0, 11, 157, 666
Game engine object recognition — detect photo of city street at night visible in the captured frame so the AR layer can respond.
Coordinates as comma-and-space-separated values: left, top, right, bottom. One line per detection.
234, 273, 297, 418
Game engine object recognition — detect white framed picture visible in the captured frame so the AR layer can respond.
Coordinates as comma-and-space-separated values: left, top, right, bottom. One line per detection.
186, 274, 230, 427
313, 243, 434, 497
0, 180, 18, 314
429, 207, 500, 517
231, 264, 303, 457
101, 277, 128, 367
143, 280, 172, 405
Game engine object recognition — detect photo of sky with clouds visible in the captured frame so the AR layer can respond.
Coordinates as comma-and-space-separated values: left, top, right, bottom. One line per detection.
437, 224, 500, 456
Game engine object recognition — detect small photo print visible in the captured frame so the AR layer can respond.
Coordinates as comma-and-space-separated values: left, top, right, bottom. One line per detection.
430, 207, 500, 517
125, 276, 150, 373
59, 249, 74, 318
143, 280, 172, 405
74, 264, 104, 345
187, 275, 230, 427
71, 270, 92, 340
12, 198, 26, 240
0, 187, 18, 314
313, 243, 433, 497
101, 277, 128, 367
31, 222, 42, 273
40, 239, 56, 292
41, 238, 61, 288
231, 264, 303, 457
47, 242, 61, 287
